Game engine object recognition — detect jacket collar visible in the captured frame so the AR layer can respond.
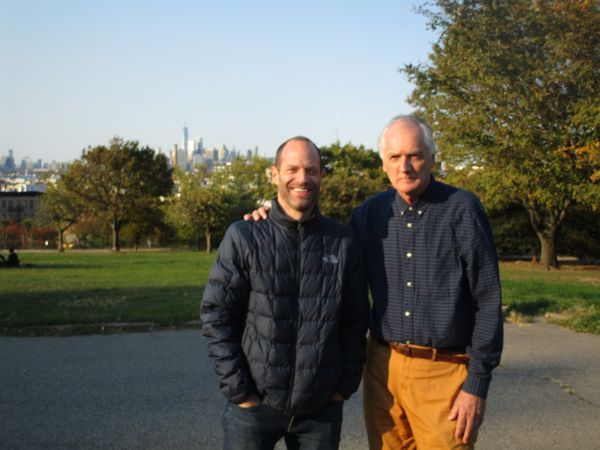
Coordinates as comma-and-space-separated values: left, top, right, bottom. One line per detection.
270, 198, 321, 232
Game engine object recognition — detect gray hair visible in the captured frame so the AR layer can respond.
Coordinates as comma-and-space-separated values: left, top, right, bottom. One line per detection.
377, 115, 436, 158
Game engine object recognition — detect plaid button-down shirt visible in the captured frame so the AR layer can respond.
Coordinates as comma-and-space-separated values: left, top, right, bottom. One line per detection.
351, 178, 503, 398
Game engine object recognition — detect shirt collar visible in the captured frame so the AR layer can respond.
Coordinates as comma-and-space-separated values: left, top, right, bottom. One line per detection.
391, 176, 439, 217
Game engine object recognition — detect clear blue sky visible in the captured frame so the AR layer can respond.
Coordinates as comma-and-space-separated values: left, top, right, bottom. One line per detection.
0, 0, 438, 163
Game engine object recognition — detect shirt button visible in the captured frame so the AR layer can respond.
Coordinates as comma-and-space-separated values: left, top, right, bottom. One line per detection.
418, 210, 423, 215
406, 281, 413, 287
406, 252, 412, 258
407, 223, 413, 228
405, 340, 411, 345
408, 206, 413, 211
404, 311, 411, 317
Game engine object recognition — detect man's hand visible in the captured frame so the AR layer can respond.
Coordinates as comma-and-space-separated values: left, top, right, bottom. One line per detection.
243, 207, 270, 221
448, 390, 486, 444
238, 394, 261, 409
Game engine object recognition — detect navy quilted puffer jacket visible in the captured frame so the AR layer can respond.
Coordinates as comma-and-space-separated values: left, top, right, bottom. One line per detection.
200, 200, 369, 415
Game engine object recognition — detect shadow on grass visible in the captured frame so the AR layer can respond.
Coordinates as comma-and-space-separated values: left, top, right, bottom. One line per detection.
0, 284, 206, 335
507, 298, 553, 316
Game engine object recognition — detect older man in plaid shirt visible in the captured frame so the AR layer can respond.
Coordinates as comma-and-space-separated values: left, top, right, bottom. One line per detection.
352, 115, 503, 449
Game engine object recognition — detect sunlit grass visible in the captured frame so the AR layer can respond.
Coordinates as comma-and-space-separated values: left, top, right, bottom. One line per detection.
0, 250, 215, 334
500, 262, 600, 333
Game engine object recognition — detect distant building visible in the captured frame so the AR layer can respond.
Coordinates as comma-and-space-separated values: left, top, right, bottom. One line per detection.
182, 125, 189, 160
20, 157, 33, 173
170, 124, 260, 173
188, 136, 203, 161
217, 144, 228, 162
171, 144, 188, 171
2, 150, 16, 172
0, 192, 43, 222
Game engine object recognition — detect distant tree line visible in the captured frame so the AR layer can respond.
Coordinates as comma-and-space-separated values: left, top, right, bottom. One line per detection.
32, 138, 390, 253
27, 133, 600, 265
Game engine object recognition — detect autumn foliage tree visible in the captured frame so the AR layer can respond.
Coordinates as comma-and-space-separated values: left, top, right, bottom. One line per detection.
61, 138, 173, 251
404, 0, 600, 268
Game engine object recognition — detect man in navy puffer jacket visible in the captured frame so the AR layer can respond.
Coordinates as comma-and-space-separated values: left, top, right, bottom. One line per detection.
201, 136, 369, 450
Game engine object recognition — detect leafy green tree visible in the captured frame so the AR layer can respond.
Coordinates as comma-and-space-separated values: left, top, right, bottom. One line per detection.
319, 142, 389, 223
61, 137, 173, 251
214, 157, 275, 235
404, 0, 600, 268
121, 205, 169, 250
167, 158, 273, 252
166, 169, 228, 253
226, 156, 275, 204
36, 180, 84, 251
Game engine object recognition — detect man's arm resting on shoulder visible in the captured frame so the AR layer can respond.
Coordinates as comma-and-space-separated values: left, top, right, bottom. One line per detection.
243, 206, 269, 221
200, 225, 257, 404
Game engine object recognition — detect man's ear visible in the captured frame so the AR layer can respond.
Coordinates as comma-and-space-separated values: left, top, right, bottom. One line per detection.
271, 165, 278, 185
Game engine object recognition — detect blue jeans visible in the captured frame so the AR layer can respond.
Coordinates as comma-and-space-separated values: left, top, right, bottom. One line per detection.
222, 400, 344, 450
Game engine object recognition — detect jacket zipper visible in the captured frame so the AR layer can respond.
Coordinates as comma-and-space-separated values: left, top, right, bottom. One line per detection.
286, 221, 304, 417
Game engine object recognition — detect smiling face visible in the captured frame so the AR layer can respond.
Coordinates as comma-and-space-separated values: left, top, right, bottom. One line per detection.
271, 139, 323, 221
380, 120, 435, 205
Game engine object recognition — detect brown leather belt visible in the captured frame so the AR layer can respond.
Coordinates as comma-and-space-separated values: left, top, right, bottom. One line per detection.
372, 335, 469, 365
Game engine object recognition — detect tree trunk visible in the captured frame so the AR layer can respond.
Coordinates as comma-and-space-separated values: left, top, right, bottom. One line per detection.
205, 230, 212, 254
58, 229, 65, 252
524, 200, 568, 270
535, 229, 559, 269
111, 218, 121, 252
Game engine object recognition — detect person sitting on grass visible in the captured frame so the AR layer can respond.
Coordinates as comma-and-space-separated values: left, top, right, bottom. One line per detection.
6, 248, 20, 268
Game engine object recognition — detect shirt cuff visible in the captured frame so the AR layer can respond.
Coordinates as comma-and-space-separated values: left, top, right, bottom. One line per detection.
461, 372, 491, 399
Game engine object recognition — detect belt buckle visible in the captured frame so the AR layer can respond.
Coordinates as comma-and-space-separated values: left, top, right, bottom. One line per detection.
396, 342, 411, 356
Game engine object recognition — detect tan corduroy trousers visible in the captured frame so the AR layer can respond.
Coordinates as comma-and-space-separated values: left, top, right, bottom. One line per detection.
363, 337, 476, 450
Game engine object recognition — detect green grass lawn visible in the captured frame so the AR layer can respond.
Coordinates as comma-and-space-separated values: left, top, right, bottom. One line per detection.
1, 252, 599, 335
0, 250, 215, 335
500, 261, 600, 334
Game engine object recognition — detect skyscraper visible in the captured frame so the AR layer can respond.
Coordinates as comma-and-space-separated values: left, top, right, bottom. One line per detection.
182, 125, 189, 160
3, 150, 16, 172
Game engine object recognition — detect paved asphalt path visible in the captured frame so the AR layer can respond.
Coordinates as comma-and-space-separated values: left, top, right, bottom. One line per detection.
1, 320, 599, 450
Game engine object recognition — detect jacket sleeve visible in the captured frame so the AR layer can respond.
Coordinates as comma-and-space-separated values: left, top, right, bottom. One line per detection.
200, 223, 256, 404
336, 235, 370, 399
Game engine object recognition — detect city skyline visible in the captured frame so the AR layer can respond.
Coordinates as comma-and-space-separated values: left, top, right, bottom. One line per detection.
0, 127, 260, 168
1, 1, 438, 163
